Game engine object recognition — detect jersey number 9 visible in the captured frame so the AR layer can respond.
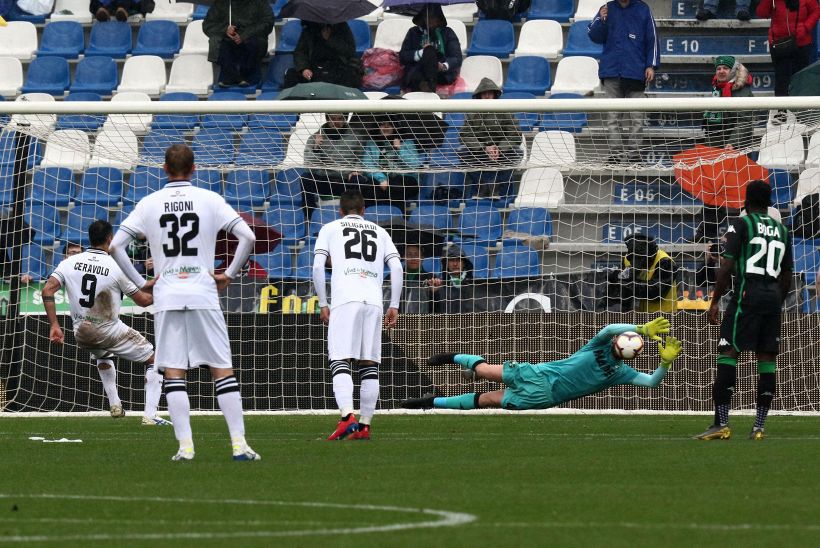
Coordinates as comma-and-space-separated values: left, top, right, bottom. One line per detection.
78, 273, 97, 308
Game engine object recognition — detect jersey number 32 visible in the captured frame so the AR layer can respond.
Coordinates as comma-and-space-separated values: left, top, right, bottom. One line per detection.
159, 213, 200, 257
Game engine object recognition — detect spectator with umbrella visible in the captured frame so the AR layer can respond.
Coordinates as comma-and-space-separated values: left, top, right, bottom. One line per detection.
284, 21, 363, 90
398, 3, 463, 92
362, 114, 423, 211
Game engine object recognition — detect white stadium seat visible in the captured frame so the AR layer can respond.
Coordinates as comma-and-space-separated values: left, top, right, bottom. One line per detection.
118, 56, 167, 96
575, 0, 605, 20
147, 0, 195, 23
104, 92, 153, 133
550, 56, 600, 95
758, 127, 806, 170
803, 132, 820, 168
794, 167, 820, 206
0, 57, 23, 97
402, 91, 441, 101
0, 22, 38, 61
364, 91, 388, 100
281, 128, 313, 168
11, 93, 57, 132
529, 131, 577, 167
459, 56, 503, 93
41, 130, 90, 171
515, 20, 563, 59
373, 18, 414, 52
449, 19, 468, 55
514, 167, 566, 208
180, 20, 209, 55
88, 128, 139, 169
443, 3, 477, 22
165, 55, 213, 95
268, 28, 277, 56
358, 1, 383, 23
50, 0, 94, 23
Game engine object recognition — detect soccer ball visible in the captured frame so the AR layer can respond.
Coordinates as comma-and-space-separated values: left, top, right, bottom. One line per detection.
612, 331, 644, 360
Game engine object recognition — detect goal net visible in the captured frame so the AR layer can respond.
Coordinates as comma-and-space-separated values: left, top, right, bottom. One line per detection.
1, 96, 818, 414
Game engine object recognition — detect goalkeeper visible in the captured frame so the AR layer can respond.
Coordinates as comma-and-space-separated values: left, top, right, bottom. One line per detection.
402, 318, 681, 410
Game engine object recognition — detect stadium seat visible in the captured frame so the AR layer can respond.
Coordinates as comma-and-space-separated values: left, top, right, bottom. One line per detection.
85, 21, 132, 58
124, 166, 166, 204
493, 244, 541, 278
19, 243, 48, 281
280, 128, 312, 168
805, 132, 820, 168
180, 19, 209, 55
408, 204, 452, 231
551, 56, 600, 95
467, 19, 515, 58
276, 19, 302, 54
292, 246, 314, 280
50, 0, 94, 24
527, 0, 574, 22
309, 205, 340, 236
428, 128, 463, 169
538, 93, 588, 133
88, 128, 139, 170
26, 203, 62, 246
503, 56, 551, 95
458, 204, 502, 244
193, 3, 209, 20
254, 247, 293, 279
142, 128, 185, 162
0, 166, 11, 208
449, 19, 468, 55
30, 168, 74, 208
0, 21, 38, 60
563, 20, 603, 58
421, 256, 443, 277
766, 169, 795, 209
294, 113, 325, 133
419, 170, 466, 203
193, 127, 234, 166
270, 168, 304, 206
574, 0, 604, 19
70, 56, 118, 96
402, 91, 441, 102
152, 92, 199, 131
118, 56, 167, 95
202, 92, 248, 131
76, 167, 124, 207
373, 18, 414, 52
191, 168, 222, 192
133, 20, 181, 58
10, 93, 57, 133
529, 130, 576, 166
0, 57, 23, 97
794, 167, 820, 206
364, 91, 388, 100
64, 203, 111, 246
261, 54, 295, 92
249, 91, 297, 129
263, 205, 306, 246
758, 128, 805, 170
457, 242, 491, 279
147, 0, 195, 23
21, 57, 70, 95
267, 28, 277, 56
236, 128, 286, 166
514, 19, 563, 59
40, 130, 90, 170
104, 92, 153, 133
793, 238, 820, 285
500, 92, 539, 132
514, 167, 565, 208
37, 21, 84, 59
348, 19, 372, 56
165, 55, 213, 95
443, 3, 476, 21
505, 207, 553, 242
365, 205, 403, 225
459, 56, 503, 93
224, 169, 271, 208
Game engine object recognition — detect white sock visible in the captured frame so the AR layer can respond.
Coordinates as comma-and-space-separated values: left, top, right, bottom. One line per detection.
359, 378, 379, 426
332, 372, 354, 417
143, 367, 163, 419
96, 361, 121, 407
165, 379, 192, 447
215, 376, 245, 440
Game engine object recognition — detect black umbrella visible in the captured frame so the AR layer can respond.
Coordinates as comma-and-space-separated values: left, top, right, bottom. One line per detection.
350, 96, 449, 151
382, 220, 447, 257
277, 81, 368, 100
280, 0, 381, 24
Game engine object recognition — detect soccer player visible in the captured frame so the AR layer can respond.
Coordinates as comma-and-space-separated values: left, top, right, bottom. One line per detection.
41, 220, 170, 426
313, 189, 403, 440
695, 180, 793, 441
109, 144, 260, 461
401, 318, 681, 411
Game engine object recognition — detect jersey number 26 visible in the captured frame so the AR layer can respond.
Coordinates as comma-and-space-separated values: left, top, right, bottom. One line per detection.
343, 228, 377, 262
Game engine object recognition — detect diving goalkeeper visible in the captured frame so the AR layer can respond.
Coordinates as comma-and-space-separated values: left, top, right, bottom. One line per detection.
402, 318, 681, 410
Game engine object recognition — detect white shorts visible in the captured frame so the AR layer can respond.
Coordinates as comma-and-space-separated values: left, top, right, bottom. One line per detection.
327, 302, 383, 362
76, 321, 154, 364
154, 309, 233, 370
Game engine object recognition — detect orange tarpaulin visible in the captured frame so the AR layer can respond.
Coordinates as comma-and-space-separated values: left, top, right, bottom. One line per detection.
673, 145, 769, 208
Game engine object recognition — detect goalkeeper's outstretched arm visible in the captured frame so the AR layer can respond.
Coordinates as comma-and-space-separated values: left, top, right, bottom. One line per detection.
628, 336, 682, 388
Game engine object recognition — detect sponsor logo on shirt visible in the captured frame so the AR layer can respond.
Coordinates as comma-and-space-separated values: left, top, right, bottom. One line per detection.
718, 338, 729, 346
162, 265, 202, 279
343, 267, 378, 279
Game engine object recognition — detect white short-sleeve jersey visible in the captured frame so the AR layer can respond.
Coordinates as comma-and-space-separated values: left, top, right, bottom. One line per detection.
50, 249, 139, 334
313, 214, 399, 309
117, 181, 242, 311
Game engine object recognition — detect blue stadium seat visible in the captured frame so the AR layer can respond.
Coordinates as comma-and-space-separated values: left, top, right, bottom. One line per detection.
408, 204, 453, 231
30, 168, 74, 207
793, 238, 820, 285
65, 204, 110, 246
26, 203, 62, 246
249, 92, 298, 129
193, 4, 209, 20
152, 92, 200, 131
70, 56, 118, 96
270, 168, 304, 205
254, 247, 293, 278
76, 167, 124, 207
503, 56, 551, 96
37, 21, 84, 59
224, 169, 271, 208
419, 171, 466, 204
261, 54, 295, 92
124, 166, 166, 204
57, 93, 105, 131
0, 131, 16, 167
85, 21, 132, 58
292, 246, 314, 280
263, 205, 306, 246
133, 20, 181, 58
538, 93, 588, 133
505, 207, 553, 242
19, 243, 48, 281
309, 204, 340, 236
193, 128, 235, 166
767, 169, 794, 209
0, 166, 14, 208
502, 92, 539, 132
428, 128, 463, 169
457, 242, 491, 279
202, 92, 248, 130
112, 204, 134, 231
21, 57, 70, 95
458, 204, 502, 244
365, 205, 403, 225
272, 0, 289, 19
235, 128, 285, 166
527, 0, 574, 21
467, 19, 515, 58
276, 20, 302, 54
142, 128, 186, 162
563, 20, 604, 59
493, 244, 541, 278
348, 19, 372, 56
192, 169, 222, 192
421, 256, 442, 277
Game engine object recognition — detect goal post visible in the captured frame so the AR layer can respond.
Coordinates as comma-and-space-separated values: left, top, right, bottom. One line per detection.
1, 96, 819, 414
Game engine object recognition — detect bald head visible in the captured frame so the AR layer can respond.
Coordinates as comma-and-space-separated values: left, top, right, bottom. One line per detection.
164, 144, 195, 180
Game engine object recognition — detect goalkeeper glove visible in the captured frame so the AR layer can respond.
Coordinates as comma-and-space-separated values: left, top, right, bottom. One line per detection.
636, 317, 671, 342
658, 336, 682, 368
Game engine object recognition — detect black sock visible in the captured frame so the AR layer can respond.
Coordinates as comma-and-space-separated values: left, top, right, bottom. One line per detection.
713, 362, 737, 426
755, 373, 776, 428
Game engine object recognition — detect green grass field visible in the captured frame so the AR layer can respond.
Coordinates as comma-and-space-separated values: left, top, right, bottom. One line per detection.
1, 415, 818, 547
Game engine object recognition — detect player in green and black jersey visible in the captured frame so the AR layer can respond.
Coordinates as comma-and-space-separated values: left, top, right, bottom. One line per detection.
696, 180, 793, 441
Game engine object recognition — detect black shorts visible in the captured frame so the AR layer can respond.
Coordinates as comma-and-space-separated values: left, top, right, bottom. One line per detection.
719, 299, 782, 354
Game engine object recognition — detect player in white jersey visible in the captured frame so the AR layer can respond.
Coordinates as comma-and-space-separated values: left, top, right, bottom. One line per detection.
313, 189, 403, 440
109, 144, 260, 462
41, 220, 170, 425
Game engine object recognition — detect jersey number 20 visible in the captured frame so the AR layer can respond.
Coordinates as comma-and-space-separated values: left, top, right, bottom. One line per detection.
746, 236, 786, 277
343, 228, 377, 261
159, 213, 199, 257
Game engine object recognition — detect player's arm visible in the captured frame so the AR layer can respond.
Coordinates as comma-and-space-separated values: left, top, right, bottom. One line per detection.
589, 323, 639, 346
628, 336, 682, 388
216, 218, 256, 290
708, 255, 734, 325
312, 251, 330, 324
385, 255, 403, 329
41, 276, 64, 344
778, 231, 793, 303
110, 229, 148, 289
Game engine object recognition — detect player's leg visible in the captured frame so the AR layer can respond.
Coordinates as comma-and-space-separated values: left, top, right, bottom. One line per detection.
155, 311, 195, 460
750, 352, 776, 440
326, 303, 361, 440
92, 353, 123, 418
402, 390, 505, 410
348, 304, 385, 440
142, 354, 171, 426
427, 353, 503, 382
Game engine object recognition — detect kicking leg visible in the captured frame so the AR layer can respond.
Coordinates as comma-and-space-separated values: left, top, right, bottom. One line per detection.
350, 361, 378, 440
695, 350, 737, 440
212, 367, 259, 460
328, 359, 359, 440
751, 352, 777, 440
96, 358, 123, 417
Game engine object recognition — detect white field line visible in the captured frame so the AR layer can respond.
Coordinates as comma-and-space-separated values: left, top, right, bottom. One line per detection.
484, 521, 820, 532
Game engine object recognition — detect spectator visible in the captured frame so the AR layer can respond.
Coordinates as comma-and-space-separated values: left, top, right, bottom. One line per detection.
402, 243, 435, 313
399, 3, 462, 93
403, 243, 435, 284
203, 0, 275, 87
459, 77, 523, 199
63, 242, 82, 258
697, 0, 752, 21
285, 22, 362, 89
476, 0, 531, 20
429, 245, 473, 313
2, 0, 57, 20
757, 0, 820, 106
90, 1, 155, 22
302, 114, 366, 217
362, 117, 422, 211
588, 0, 660, 164
608, 233, 678, 312
703, 56, 754, 150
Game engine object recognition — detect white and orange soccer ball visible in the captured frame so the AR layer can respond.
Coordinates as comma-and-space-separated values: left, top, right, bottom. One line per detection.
612, 331, 645, 360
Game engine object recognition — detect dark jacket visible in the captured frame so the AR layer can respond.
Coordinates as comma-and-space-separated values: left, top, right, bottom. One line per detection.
703, 63, 755, 149
588, 0, 659, 81
293, 22, 361, 87
202, 0, 275, 64
460, 77, 522, 161
399, 26, 462, 83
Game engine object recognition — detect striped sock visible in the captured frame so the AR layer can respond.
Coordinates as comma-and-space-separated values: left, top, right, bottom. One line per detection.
716, 404, 730, 427
330, 360, 354, 417
165, 378, 192, 446
215, 375, 245, 440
